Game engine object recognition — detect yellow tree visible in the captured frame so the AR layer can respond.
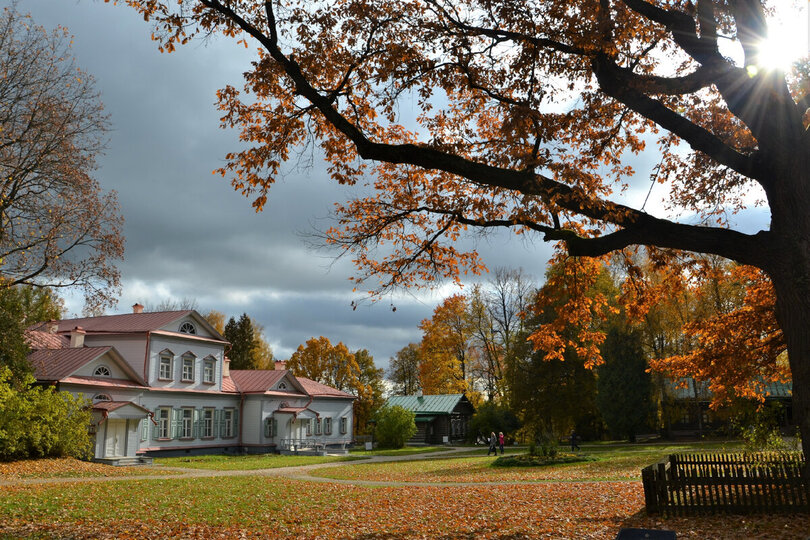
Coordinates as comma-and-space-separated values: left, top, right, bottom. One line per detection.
119, 0, 810, 456
286, 336, 360, 392
418, 294, 473, 395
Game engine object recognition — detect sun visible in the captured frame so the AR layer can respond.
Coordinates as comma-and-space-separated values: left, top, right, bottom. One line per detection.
755, 5, 809, 71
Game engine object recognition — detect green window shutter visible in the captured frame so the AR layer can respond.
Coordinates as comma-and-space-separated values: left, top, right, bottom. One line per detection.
193, 409, 201, 438
141, 417, 149, 440
171, 408, 181, 439
273, 418, 278, 438
233, 409, 239, 436
215, 409, 223, 438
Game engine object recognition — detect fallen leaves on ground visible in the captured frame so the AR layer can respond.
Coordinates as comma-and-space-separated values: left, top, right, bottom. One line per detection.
313, 454, 646, 483
1, 476, 808, 539
0, 458, 178, 480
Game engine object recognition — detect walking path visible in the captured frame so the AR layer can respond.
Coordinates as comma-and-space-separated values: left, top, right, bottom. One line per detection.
0, 447, 636, 488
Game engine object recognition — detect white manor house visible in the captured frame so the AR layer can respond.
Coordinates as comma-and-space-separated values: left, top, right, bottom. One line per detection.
26, 305, 355, 465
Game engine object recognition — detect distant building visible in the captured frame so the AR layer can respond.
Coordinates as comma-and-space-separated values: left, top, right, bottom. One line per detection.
385, 393, 474, 444
26, 306, 355, 465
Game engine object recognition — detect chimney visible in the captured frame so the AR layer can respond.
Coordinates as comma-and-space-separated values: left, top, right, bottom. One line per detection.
70, 326, 86, 348
274, 360, 287, 371
416, 388, 423, 400
223, 357, 230, 377
132, 303, 144, 314
47, 320, 59, 334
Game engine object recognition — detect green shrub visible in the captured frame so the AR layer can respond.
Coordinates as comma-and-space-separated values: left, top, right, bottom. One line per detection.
0, 366, 92, 461
373, 405, 417, 448
468, 402, 521, 443
493, 452, 593, 467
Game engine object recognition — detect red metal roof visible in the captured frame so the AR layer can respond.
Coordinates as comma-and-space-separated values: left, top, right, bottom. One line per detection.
296, 377, 356, 399
25, 329, 69, 350
229, 369, 287, 393
48, 311, 194, 334
221, 376, 237, 393
92, 401, 151, 414
28, 347, 114, 381
60, 376, 147, 389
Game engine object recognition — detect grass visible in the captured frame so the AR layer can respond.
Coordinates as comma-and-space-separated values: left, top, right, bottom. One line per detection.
311, 441, 745, 483
348, 445, 450, 457
154, 453, 365, 470
1, 469, 807, 539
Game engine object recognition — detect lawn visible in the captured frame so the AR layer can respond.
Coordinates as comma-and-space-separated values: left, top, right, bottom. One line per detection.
1, 475, 806, 539
2, 441, 807, 539
311, 441, 745, 483
0, 458, 181, 480
348, 445, 450, 457
155, 453, 364, 470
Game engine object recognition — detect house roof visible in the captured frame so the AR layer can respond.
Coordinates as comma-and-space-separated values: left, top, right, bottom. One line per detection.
28, 346, 115, 381
386, 393, 468, 414
667, 378, 792, 400
30, 310, 226, 342
25, 329, 69, 350
92, 401, 151, 414
221, 376, 237, 393
229, 369, 289, 393
228, 370, 355, 399
296, 377, 355, 399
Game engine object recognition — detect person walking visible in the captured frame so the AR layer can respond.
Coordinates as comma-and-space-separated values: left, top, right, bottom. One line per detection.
487, 431, 498, 456
498, 431, 505, 455
569, 429, 580, 451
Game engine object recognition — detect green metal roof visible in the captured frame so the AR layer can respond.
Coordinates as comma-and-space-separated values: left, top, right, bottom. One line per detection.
666, 378, 792, 400
385, 393, 467, 414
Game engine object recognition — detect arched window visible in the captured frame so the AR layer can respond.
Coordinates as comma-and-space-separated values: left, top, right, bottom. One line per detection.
278, 382, 287, 390
178, 321, 197, 335
93, 393, 112, 403
93, 365, 111, 377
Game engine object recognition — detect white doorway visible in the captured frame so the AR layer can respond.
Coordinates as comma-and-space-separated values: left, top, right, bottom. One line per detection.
104, 419, 127, 457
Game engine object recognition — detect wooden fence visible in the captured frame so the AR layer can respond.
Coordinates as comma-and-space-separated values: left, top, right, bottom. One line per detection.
642, 452, 808, 515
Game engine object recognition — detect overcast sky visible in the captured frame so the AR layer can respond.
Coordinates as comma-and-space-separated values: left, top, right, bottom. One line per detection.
18, 0, 785, 367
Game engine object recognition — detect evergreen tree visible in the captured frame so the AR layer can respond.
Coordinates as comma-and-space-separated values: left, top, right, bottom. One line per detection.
597, 326, 654, 442
224, 313, 257, 370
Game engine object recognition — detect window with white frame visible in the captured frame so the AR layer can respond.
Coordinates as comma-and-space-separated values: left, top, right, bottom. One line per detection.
203, 359, 215, 384
340, 416, 348, 435
179, 321, 196, 335
158, 407, 171, 439
159, 354, 173, 380
323, 417, 332, 435
314, 417, 321, 435
93, 365, 111, 377
203, 409, 214, 438
181, 355, 195, 382
223, 409, 235, 438
305, 418, 312, 436
181, 408, 194, 438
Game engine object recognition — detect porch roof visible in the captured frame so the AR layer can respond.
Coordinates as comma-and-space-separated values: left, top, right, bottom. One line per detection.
92, 401, 151, 419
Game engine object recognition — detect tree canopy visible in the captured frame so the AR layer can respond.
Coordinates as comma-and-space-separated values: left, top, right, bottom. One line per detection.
117, 0, 810, 456
1, 7, 123, 312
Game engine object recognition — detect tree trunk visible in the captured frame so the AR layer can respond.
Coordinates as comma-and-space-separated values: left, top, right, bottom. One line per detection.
768, 250, 810, 475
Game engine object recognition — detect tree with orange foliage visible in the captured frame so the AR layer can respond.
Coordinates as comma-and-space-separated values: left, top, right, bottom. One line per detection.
418, 294, 473, 396
1, 7, 123, 313
117, 0, 810, 455
286, 336, 360, 393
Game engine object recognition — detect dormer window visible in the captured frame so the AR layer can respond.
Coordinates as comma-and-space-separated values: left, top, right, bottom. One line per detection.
178, 322, 197, 335
93, 365, 111, 377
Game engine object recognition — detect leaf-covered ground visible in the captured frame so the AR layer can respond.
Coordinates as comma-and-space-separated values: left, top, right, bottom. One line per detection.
155, 453, 364, 470
1, 476, 807, 539
0, 458, 180, 480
